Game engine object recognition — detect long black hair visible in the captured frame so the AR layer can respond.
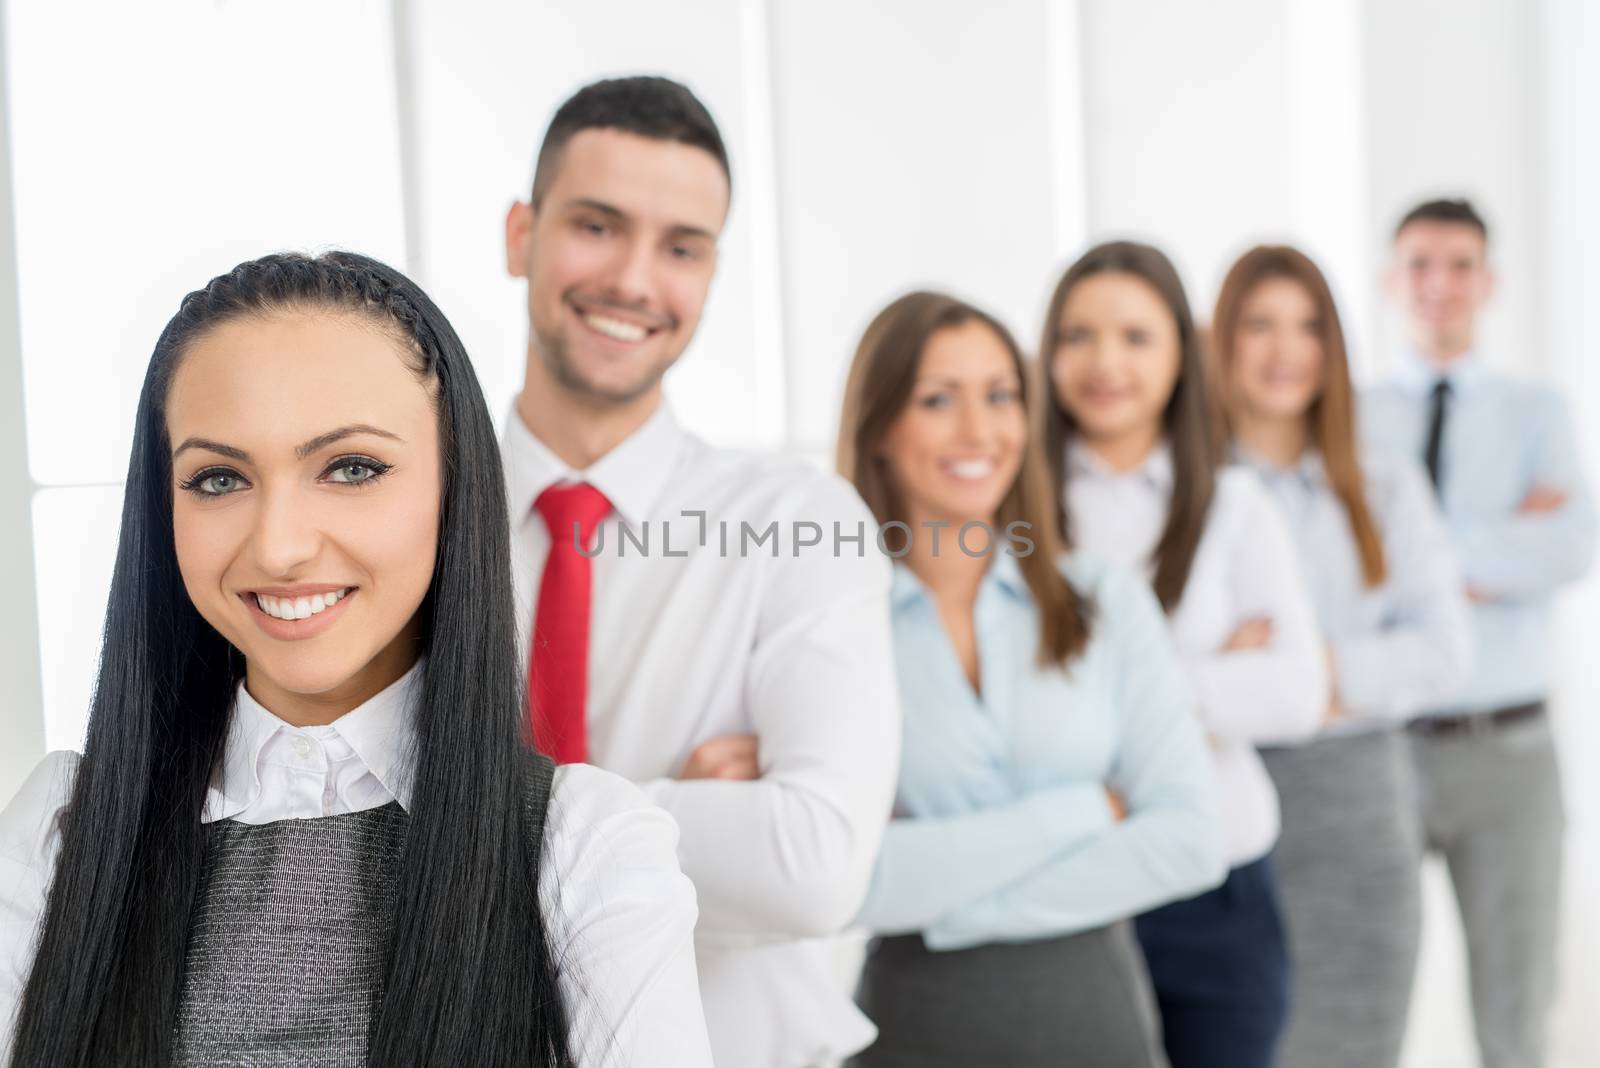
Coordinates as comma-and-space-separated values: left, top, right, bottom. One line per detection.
9, 251, 573, 1066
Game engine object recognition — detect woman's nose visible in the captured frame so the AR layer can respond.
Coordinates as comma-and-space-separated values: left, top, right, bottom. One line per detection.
249, 486, 322, 578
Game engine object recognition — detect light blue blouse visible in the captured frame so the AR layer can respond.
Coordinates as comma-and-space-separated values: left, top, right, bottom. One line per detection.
1236, 444, 1474, 733
856, 552, 1225, 951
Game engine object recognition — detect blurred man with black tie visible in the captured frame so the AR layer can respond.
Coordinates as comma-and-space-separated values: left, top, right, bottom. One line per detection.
1364, 198, 1595, 1068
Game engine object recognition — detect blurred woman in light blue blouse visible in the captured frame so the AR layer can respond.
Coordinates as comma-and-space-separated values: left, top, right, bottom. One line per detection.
836, 291, 1224, 1067
1213, 246, 1473, 1068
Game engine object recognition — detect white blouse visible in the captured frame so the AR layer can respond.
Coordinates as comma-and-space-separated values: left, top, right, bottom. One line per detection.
0, 663, 712, 1066
1065, 441, 1328, 867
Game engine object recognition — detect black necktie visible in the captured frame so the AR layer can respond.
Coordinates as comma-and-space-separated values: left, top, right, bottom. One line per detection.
1423, 378, 1452, 491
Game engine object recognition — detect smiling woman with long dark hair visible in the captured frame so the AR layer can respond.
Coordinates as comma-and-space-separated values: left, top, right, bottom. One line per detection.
0, 251, 710, 1066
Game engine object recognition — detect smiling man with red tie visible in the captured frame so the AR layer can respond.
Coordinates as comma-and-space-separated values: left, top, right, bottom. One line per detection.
499, 76, 901, 1067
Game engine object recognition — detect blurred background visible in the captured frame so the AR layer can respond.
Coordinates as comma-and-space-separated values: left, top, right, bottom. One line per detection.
0, 2, 1594, 1063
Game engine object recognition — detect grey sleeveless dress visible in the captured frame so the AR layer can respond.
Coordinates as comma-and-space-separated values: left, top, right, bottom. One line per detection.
172, 755, 555, 1066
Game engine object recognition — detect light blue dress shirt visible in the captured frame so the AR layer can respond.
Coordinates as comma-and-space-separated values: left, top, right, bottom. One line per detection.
1237, 444, 1474, 733
1362, 352, 1597, 714
856, 551, 1225, 951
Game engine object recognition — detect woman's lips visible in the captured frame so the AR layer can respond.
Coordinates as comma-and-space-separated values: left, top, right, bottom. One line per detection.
240, 587, 357, 641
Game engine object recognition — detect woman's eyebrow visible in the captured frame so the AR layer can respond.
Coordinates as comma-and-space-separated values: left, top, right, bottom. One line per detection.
294, 424, 404, 459
172, 437, 248, 462
171, 424, 403, 463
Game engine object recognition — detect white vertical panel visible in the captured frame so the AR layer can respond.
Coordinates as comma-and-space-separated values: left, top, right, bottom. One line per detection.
734, 0, 790, 446
391, 0, 428, 279
6, 0, 408, 486
1536, 1, 1600, 1063
1047, 0, 1091, 263
1285, 0, 1371, 377
768, 0, 1077, 452
401, 0, 785, 449
30, 486, 122, 753
0, 0, 44, 800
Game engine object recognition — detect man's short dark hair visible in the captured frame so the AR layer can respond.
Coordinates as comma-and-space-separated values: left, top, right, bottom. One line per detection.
531, 76, 730, 206
1394, 198, 1489, 244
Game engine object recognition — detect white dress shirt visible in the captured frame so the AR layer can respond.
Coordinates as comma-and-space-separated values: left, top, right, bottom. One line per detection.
1065, 440, 1327, 866
1363, 351, 1597, 713
503, 401, 901, 1068
0, 662, 712, 1067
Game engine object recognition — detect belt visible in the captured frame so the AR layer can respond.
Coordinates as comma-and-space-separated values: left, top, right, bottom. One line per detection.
1408, 701, 1545, 738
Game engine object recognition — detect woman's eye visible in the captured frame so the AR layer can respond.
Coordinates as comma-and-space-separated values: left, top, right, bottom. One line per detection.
200, 473, 241, 495
918, 393, 952, 410
181, 468, 248, 497
324, 457, 390, 485
989, 389, 1020, 406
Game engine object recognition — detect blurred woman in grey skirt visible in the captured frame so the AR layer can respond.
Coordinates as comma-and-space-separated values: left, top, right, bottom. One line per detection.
836, 291, 1225, 1067
1214, 245, 1473, 1068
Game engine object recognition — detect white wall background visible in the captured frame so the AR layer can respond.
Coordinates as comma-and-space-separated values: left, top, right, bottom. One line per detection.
1538, 2, 1600, 1062
1, 2, 1593, 1063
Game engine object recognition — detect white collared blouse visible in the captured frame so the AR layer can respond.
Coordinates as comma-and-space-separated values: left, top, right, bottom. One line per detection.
0, 662, 713, 1066
1064, 440, 1328, 867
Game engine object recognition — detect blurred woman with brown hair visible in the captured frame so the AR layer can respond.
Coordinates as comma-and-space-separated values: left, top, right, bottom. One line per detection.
1040, 240, 1328, 1068
1214, 245, 1471, 1068
839, 291, 1223, 1067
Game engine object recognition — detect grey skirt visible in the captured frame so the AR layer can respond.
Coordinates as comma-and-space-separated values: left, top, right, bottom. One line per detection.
850, 921, 1168, 1068
1260, 728, 1423, 1068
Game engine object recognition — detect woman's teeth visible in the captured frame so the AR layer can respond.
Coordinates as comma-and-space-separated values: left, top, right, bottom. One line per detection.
583, 313, 648, 342
947, 459, 996, 480
254, 588, 352, 621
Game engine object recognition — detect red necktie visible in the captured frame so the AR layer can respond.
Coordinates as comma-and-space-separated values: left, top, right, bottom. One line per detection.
530, 483, 611, 764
